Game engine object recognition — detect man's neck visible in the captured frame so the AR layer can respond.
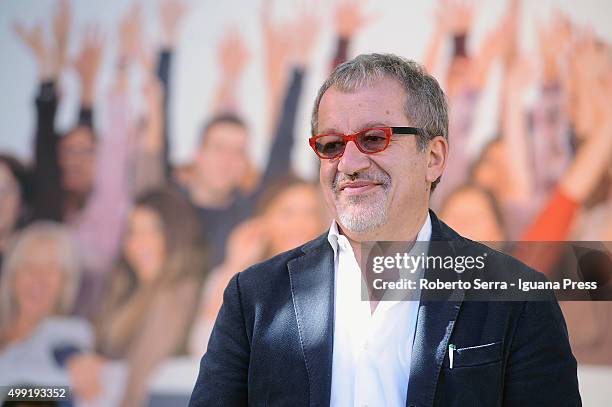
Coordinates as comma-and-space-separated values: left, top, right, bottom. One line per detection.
188, 181, 234, 209
341, 209, 430, 256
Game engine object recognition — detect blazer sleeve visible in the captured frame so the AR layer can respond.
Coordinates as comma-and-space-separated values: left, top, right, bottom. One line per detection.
189, 273, 250, 407
503, 279, 581, 406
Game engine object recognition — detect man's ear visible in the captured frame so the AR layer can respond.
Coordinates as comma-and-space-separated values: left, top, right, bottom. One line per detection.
426, 135, 448, 185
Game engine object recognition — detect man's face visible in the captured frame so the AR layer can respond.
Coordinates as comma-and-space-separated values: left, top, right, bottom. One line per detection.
316, 78, 432, 237
194, 122, 248, 197
59, 127, 96, 194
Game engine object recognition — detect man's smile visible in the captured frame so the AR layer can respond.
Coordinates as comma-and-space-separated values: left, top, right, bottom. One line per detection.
337, 181, 382, 196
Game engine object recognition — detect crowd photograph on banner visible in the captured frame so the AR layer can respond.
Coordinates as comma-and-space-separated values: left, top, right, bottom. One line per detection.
0, 0, 611, 405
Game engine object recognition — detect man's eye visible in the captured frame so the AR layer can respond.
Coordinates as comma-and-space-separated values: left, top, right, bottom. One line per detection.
363, 135, 386, 142
321, 141, 344, 152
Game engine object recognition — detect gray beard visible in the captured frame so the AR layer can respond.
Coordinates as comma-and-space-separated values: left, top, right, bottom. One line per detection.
338, 196, 388, 233
333, 171, 391, 233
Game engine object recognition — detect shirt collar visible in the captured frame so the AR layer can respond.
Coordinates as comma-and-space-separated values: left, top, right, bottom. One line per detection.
327, 212, 432, 256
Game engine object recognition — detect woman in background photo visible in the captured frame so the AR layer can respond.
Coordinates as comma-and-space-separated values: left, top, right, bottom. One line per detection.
0, 222, 92, 396
93, 187, 206, 407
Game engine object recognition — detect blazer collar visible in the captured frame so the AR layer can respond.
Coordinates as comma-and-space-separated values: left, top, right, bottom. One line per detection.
406, 210, 466, 407
288, 234, 335, 407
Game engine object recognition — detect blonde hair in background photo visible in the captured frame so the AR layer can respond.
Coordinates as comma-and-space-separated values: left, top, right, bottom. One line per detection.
0, 221, 81, 333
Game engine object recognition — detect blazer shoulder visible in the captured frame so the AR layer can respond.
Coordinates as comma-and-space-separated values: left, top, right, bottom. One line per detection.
236, 232, 329, 283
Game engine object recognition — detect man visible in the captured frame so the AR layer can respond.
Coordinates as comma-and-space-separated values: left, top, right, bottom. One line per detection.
186, 61, 304, 268
186, 103, 297, 268
189, 54, 580, 406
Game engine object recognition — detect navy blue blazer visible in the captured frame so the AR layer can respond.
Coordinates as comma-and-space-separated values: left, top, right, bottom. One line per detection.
189, 211, 581, 406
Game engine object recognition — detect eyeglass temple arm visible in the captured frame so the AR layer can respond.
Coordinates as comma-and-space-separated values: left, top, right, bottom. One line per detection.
391, 126, 428, 136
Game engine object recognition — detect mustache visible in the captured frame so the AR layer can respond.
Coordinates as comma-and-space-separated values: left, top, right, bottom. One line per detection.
332, 171, 391, 193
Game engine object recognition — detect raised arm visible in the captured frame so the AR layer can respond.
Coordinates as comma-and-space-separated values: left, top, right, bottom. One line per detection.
156, 48, 171, 173
31, 81, 63, 221
469, 0, 519, 90
254, 8, 320, 194
73, 25, 104, 129
156, 0, 188, 176
516, 41, 612, 274
73, 13, 136, 272
331, 0, 375, 71
261, 0, 295, 136
499, 54, 534, 204
560, 33, 612, 204
212, 29, 250, 114
134, 46, 166, 196
423, 0, 450, 74
14, 1, 70, 221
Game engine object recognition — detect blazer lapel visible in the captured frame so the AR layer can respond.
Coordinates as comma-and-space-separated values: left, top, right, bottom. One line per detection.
288, 235, 335, 407
406, 211, 466, 407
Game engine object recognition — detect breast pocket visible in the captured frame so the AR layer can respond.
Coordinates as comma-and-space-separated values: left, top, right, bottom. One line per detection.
438, 341, 504, 406
447, 340, 503, 369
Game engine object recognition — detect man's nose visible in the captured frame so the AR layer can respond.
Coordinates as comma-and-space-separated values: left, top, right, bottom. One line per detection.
337, 140, 371, 174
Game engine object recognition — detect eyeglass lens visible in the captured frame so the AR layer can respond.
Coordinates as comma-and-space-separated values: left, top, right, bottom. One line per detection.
315, 128, 388, 158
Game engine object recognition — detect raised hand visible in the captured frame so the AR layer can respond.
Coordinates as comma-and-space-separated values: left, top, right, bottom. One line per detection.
118, 4, 142, 62
160, 0, 189, 48
13, 22, 50, 78
291, 5, 321, 67
73, 25, 104, 107
560, 40, 612, 203
217, 29, 250, 82
211, 28, 250, 112
537, 11, 572, 83
497, 0, 520, 65
445, 0, 475, 35
333, 0, 375, 39
53, 0, 71, 74
261, 0, 293, 130
13, 0, 73, 80
261, 0, 293, 69
470, 0, 519, 90
569, 30, 609, 139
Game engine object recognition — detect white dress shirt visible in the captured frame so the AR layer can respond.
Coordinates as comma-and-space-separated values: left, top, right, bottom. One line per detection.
328, 214, 432, 407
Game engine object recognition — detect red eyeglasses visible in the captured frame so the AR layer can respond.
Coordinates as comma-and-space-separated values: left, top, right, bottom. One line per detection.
308, 126, 427, 159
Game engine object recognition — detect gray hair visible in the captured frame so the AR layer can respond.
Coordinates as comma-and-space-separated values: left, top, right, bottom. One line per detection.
311, 53, 448, 151
0, 222, 81, 332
